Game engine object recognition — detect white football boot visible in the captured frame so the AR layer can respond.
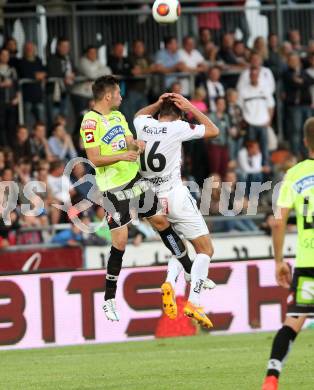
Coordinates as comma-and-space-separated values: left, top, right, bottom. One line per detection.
184, 272, 216, 290
103, 298, 120, 321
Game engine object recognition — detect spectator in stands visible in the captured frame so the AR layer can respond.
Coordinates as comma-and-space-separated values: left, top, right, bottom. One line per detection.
107, 42, 131, 76
288, 29, 306, 57
279, 41, 293, 67
35, 161, 52, 214
3, 147, 14, 169
169, 81, 182, 94
0, 148, 5, 175
48, 122, 77, 161
253, 36, 268, 62
0, 208, 19, 247
72, 45, 111, 115
238, 67, 275, 166
129, 40, 152, 76
197, 2, 222, 42
16, 214, 45, 245
220, 170, 258, 232
51, 221, 83, 246
93, 205, 112, 244
15, 125, 33, 162
17, 42, 46, 128
15, 157, 33, 187
237, 51, 275, 95
283, 52, 314, 156
204, 66, 225, 112
47, 37, 75, 124
188, 87, 208, 121
265, 33, 285, 79
121, 40, 150, 128
154, 36, 184, 88
3, 37, 19, 69
233, 40, 249, 66
306, 53, 314, 112
0, 48, 19, 146
178, 36, 207, 97
208, 97, 231, 178
207, 173, 222, 216
198, 28, 214, 56
48, 160, 76, 223
70, 162, 95, 201
1, 166, 14, 181
202, 41, 219, 65
226, 88, 245, 161
237, 140, 270, 196
30, 121, 53, 163
218, 33, 246, 70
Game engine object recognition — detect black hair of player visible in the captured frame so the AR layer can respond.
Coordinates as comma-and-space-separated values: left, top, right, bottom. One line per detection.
92, 75, 119, 101
159, 97, 182, 119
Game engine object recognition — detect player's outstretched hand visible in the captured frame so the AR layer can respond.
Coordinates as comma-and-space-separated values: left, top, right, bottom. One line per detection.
122, 151, 138, 162
134, 140, 146, 154
275, 262, 291, 288
171, 94, 193, 112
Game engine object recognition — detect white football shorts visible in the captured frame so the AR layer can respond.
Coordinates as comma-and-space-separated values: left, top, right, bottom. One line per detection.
159, 184, 209, 240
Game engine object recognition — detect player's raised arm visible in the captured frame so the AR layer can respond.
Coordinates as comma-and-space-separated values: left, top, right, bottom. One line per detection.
171, 94, 219, 139
134, 93, 172, 117
85, 145, 138, 167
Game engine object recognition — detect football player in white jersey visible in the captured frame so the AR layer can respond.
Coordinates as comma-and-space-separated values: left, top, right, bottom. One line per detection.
134, 93, 219, 328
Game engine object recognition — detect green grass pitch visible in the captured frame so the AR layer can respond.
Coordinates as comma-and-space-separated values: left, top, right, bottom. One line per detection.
1, 330, 313, 390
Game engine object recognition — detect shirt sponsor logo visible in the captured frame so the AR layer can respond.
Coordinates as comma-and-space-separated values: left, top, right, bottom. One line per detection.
102, 126, 124, 144
293, 175, 314, 194
111, 139, 126, 152
82, 119, 97, 130
85, 131, 95, 143
189, 123, 196, 130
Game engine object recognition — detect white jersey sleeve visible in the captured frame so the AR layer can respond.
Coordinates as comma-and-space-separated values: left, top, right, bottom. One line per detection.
176, 120, 205, 142
134, 115, 156, 133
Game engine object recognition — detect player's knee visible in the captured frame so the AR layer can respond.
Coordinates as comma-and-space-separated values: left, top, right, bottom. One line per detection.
284, 315, 307, 333
148, 214, 169, 231
111, 227, 128, 251
193, 236, 214, 258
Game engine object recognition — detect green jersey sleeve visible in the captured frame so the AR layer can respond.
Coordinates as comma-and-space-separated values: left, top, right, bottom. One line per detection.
277, 170, 296, 209
80, 113, 101, 149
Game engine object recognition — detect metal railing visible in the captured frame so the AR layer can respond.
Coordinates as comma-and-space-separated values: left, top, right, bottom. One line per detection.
3, 1, 313, 140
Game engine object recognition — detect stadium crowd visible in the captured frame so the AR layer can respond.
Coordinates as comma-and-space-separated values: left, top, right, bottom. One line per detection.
0, 27, 313, 248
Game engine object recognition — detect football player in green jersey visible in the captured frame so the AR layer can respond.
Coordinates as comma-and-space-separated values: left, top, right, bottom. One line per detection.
262, 117, 314, 390
80, 76, 201, 322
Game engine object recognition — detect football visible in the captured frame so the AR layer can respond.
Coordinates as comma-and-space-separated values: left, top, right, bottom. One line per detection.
152, 0, 181, 24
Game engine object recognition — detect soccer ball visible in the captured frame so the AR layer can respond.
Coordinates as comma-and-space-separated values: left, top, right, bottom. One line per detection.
152, 0, 181, 24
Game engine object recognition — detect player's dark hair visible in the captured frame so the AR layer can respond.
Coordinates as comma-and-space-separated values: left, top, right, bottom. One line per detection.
92, 75, 119, 101
159, 97, 182, 119
304, 117, 314, 151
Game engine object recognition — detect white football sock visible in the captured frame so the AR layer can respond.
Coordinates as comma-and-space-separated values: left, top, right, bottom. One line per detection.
188, 253, 211, 306
166, 257, 183, 287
